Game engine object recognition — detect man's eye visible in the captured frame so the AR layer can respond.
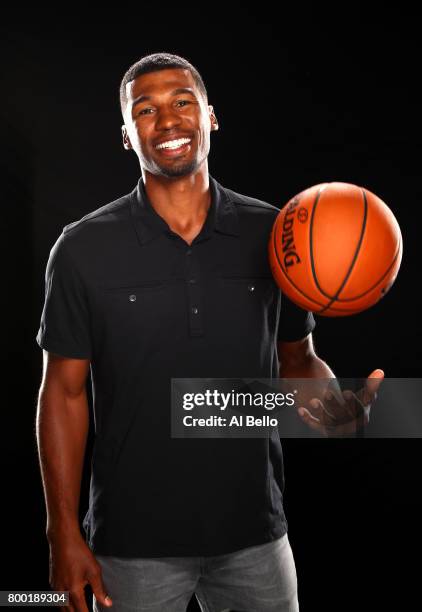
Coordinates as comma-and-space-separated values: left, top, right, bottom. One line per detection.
137, 100, 190, 117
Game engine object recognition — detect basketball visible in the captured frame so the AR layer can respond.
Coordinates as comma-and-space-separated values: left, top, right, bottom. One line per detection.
268, 182, 403, 316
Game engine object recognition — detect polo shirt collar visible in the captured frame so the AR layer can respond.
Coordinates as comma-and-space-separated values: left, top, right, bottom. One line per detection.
130, 173, 239, 245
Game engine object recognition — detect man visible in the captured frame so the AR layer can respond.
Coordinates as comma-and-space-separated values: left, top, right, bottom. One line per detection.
35, 52, 383, 612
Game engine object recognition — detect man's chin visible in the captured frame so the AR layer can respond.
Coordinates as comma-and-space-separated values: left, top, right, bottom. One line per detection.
157, 159, 198, 178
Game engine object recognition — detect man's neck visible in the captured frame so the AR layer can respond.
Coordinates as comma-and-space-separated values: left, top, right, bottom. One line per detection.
143, 170, 211, 244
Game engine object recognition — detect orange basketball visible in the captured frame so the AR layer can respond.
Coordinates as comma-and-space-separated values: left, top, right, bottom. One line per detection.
268, 182, 403, 316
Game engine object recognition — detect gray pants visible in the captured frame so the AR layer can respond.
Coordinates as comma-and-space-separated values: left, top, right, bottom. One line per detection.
93, 533, 299, 611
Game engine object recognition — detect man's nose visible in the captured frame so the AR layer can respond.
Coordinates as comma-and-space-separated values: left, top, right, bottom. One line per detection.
155, 107, 182, 130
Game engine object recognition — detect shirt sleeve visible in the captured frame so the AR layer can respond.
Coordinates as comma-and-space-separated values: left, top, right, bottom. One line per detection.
277, 291, 316, 342
35, 231, 92, 359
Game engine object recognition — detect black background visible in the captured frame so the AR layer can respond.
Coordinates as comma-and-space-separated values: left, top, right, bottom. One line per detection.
1, 6, 421, 611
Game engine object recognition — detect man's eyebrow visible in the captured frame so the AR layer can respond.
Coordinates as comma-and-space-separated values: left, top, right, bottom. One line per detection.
131, 88, 197, 108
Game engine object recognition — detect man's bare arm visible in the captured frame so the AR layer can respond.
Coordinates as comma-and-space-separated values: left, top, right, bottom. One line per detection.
35, 351, 112, 611
277, 333, 336, 379
36, 351, 90, 539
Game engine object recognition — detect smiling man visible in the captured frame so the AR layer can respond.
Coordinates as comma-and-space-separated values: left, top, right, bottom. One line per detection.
35, 52, 380, 612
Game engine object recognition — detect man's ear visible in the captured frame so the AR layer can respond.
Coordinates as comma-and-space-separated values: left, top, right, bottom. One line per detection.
209, 105, 219, 131
122, 125, 132, 150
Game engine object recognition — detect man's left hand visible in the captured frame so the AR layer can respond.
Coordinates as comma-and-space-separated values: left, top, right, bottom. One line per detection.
297, 369, 384, 437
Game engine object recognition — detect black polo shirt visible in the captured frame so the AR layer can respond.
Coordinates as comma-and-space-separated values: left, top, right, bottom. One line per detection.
36, 173, 316, 557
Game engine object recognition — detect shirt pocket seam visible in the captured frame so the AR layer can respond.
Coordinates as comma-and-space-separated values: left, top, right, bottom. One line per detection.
100, 281, 170, 293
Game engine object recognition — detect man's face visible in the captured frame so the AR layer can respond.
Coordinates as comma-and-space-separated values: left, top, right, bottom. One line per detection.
122, 68, 218, 179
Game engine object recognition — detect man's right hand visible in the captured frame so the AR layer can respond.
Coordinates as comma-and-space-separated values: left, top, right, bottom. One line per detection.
48, 532, 113, 612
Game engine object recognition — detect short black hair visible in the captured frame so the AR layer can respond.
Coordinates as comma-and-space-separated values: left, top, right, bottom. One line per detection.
119, 52, 208, 118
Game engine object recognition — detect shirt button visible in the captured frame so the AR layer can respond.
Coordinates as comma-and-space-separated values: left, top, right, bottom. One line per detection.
129, 294, 137, 302
188, 278, 197, 284
191, 307, 199, 315
248, 284, 255, 292
186, 249, 192, 256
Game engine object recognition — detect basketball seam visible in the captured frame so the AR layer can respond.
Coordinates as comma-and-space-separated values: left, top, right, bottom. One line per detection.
330, 227, 402, 301
272, 210, 360, 312
309, 186, 328, 297
317, 188, 368, 314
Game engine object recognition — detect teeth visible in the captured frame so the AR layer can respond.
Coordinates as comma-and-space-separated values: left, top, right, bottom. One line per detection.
156, 138, 191, 150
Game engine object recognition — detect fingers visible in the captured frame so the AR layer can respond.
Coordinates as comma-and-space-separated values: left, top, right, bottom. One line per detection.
298, 405, 323, 430
69, 588, 89, 612
305, 398, 331, 422
367, 370, 384, 397
342, 390, 364, 421
298, 391, 368, 436
56, 587, 87, 612
358, 369, 384, 406
298, 400, 332, 437
369, 369, 385, 379
53, 568, 112, 612
336, 390, 370, 428
341, 390, 356, 418
89, 567, 113, 608
314, 389, 355, 427
323, 390, 351, 423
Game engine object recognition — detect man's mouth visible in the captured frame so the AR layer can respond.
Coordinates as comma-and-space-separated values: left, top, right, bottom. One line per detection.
155, 138, 192, 157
